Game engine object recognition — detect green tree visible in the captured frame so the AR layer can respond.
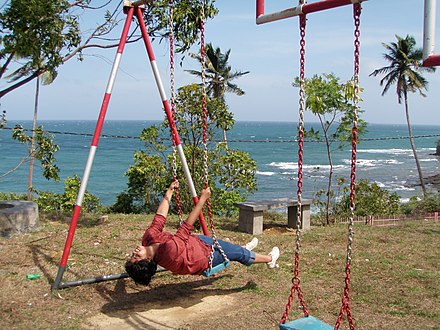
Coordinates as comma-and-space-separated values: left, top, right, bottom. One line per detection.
293, 73, 366, 225
0, 0, 80, 97
144, 0, 218, 53
186, 43, 249, 145
369, 35, 435, 197
1, 0, 218, 200
36, 175, 102, 215
0, 0, 218, 98
8, 125, 60, 194
112, 84, 257, 215
333, 179, 400, 218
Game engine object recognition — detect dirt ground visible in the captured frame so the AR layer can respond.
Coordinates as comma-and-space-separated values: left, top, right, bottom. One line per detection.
1, 214, 439, 330
0, 218, 298, 330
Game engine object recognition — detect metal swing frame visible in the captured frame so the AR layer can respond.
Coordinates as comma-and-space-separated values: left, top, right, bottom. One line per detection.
255, 1, 364, 329
423, 0, 440, 66
51, 0, 210, 291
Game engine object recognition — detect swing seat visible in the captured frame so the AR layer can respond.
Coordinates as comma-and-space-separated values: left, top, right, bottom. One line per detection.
202, 260, 230, 277
280, 315, 333, 330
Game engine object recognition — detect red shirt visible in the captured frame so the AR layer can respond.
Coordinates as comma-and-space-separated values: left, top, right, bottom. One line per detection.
141, 214, 211, 275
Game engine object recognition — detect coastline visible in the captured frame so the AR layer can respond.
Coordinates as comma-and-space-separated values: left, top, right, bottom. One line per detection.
425, 173, 440, 191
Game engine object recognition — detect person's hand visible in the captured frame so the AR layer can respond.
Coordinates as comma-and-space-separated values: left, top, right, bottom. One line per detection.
169, 180, 179, 192
200, 186, 211, 199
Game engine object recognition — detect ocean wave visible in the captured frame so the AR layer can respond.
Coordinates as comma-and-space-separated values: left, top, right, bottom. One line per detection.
420, 158, 439, 162
393, 185, 416, 191
357, 148, 412, 155
256, 171, 276, 176
269, 162, 347, 171
342, 158, 404, 167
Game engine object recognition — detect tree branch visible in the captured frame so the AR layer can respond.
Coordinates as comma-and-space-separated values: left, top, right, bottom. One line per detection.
0, 52, 15, 80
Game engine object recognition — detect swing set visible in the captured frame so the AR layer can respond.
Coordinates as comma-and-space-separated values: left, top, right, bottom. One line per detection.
51, 0, 439, 328
51, 0, 228, 291
257, 0, 363, 329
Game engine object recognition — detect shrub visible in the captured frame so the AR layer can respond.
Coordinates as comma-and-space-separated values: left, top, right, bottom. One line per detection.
0, 192, 27, 200
333, 179, 401, 217
35, 175, 103, 215
400, 194, 440, 215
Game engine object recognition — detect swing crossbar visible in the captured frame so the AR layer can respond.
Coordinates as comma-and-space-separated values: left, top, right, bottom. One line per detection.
280, 316, 333, 330
256, 0, 366, 25
55, 267, 168, 289
202, 261, 230, 277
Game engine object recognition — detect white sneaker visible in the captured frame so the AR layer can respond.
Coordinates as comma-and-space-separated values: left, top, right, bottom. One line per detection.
267, 247, 280, 269
244, 237, 258, 251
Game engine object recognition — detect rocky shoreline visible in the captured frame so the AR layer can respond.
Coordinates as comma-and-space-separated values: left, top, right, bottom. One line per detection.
425, 173, 440, 191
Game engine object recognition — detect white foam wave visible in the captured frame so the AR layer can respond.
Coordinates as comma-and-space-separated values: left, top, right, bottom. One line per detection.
357, 148, 412, 155
256, 171, 276, 176
269, 162, 347, 171
269, 162, 296, 170
342, 158, 404, 167
421, 158, 439, 162
393, 185, 416, 191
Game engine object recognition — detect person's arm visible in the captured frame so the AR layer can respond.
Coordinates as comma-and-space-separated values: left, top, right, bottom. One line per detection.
184, 187, 211, 227
156, 180, 179, 218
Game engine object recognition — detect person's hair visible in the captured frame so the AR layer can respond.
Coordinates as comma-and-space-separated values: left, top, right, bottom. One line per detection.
125, 259, 158, 286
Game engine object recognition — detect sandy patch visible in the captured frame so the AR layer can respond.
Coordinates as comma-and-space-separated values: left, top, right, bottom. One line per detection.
82, 294, 234, 329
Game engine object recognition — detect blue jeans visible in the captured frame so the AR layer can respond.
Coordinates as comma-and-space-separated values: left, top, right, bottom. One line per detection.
198, 235, 256, 267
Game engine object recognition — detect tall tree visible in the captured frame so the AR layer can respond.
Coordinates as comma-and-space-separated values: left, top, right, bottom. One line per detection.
0, 0, 218, 98
0, 0, 217, 196
370, 35, 435, 197
112, 84, 257, 215
186, 43, 249, 145
293, 73, 366, 225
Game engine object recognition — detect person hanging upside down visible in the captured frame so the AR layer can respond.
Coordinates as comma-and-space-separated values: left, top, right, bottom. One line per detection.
125, 180, 280, 286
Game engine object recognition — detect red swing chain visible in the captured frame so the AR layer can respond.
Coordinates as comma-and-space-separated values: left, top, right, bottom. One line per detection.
200, 1, 229, 267
168, 0, 183, 221
334, 3, 361, 330
280, 10, 310, 325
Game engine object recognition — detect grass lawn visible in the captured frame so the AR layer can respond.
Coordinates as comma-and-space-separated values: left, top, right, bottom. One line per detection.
0, 212, 439, 329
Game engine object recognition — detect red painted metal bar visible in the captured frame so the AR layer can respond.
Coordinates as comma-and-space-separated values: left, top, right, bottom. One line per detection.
52, 7, 135, 291
303, 0, 363, 14
423, 54, 440, 66
256, 0, 366, 24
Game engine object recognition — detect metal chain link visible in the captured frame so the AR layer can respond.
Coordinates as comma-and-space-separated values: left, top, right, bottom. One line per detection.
280, 13, 310, 325
199, 0, 229, 268
168, 0, 183, 223
334, 3, 361, 330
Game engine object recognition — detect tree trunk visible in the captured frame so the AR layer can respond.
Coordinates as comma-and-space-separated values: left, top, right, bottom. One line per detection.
222, 129, 228, 149
324, 133, 333, 225
404, 92, 427, 197
27, 77, 39, 201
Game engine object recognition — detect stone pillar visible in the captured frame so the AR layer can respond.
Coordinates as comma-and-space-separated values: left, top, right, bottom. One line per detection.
287, 204, 311, 231
238, 208, 264, 235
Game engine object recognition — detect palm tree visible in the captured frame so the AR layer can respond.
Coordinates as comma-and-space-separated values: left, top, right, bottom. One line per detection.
370, 35, 435, 197
186, 43, 249, 145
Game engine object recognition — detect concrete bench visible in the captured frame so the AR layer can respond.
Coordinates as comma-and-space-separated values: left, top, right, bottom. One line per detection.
234, 198, 313, 235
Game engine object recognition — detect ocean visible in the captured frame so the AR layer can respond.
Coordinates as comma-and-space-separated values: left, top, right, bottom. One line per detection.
1, 120, 439, 206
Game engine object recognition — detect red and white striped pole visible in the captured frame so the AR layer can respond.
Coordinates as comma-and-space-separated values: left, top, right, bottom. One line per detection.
423, 0, 440, 66
134, 7, 209, 236
52, 7, 135, 291
256, 0, 366, 24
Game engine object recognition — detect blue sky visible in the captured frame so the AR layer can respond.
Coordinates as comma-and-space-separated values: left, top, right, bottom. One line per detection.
2, 0, 440, 125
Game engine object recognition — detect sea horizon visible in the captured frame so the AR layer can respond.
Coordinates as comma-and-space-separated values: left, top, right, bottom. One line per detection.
1, 120, 439, 206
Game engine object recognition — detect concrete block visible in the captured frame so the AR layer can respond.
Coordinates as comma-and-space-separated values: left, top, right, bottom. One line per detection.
0, 200, 39, 238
